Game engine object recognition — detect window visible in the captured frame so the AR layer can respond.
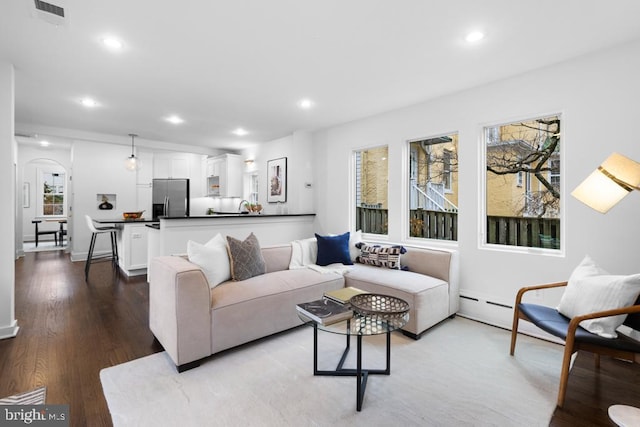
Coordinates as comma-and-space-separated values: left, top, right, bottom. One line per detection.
354, 146, 388, 235
484, 114, 561, 249
408, 133, 458, 240
40, 170, 66, 217
249, 173, 259, 204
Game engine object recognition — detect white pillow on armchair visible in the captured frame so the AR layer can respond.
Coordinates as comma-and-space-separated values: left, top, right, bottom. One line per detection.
557, 255, 640, 338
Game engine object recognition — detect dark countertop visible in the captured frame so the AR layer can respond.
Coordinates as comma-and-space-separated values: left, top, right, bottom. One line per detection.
160, 213, 316, 219
94, 218, 159, 224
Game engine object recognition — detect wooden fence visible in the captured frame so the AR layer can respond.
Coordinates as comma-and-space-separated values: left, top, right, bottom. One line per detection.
409, 209, 457, 240
357, 207, 560, 248
356, 207, 457, 240
486, 215, 560, 249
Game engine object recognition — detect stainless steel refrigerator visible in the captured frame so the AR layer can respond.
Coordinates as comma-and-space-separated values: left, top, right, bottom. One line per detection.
152, 178, 190, 219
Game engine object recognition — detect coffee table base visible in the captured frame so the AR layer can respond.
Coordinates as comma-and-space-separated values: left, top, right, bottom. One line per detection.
312, 324, 391, 411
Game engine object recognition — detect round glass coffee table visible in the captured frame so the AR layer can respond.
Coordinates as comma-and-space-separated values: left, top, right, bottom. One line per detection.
298, 294, 409, 412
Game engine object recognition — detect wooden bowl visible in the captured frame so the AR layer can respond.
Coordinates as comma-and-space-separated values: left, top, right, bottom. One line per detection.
122, 211, 144, 220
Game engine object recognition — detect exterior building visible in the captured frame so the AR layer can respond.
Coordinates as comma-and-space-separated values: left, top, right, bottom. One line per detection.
485, 116, 561, 219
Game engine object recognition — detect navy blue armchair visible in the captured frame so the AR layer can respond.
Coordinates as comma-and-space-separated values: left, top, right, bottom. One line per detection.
510, 281, 640, 408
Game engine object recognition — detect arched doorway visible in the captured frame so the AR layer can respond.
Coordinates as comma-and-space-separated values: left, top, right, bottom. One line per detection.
22, 158, 69, 253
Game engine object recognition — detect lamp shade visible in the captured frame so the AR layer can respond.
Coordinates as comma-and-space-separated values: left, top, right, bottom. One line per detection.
124, 155, 139, 171
571, 152, 640, 213
124, 133, 140, 171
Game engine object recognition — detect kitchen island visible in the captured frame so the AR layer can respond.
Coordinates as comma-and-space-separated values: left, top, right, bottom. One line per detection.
146, 214, 316, 278
94, 218, 158, 277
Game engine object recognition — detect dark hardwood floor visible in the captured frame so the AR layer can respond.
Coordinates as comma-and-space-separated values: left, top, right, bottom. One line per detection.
1, 251, 638, 426
550, 351, 640, 426
0, 250, 162, 427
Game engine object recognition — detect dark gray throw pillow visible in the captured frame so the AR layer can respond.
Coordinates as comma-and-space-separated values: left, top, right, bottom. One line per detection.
226, 233, 266, 281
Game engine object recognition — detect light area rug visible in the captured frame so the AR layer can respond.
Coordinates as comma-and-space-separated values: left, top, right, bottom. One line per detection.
101, 317, 563, 427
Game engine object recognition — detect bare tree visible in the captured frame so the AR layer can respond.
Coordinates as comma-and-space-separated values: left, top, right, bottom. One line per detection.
486, 118, 560, 217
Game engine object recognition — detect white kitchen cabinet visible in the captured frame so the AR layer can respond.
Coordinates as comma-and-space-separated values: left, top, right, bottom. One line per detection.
117, 223, 150, 275
206, 154, 243, 197
153, 152, 206, 197
153, 153, 190, 179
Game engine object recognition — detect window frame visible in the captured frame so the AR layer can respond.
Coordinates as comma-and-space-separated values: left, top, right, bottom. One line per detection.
352, 145, 389, 238
480, 113, 564, 255
37, 168, 67, 218
406, 132, 459, 243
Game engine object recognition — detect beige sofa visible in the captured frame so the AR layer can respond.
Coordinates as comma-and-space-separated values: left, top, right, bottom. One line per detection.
149, 243, 458, 372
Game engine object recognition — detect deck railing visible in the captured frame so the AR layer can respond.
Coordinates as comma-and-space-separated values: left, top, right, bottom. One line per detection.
356, 206, 560, 248
486, 215, 560, 249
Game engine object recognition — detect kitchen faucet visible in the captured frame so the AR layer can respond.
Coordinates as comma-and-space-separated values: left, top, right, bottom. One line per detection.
238, 200, 250, 213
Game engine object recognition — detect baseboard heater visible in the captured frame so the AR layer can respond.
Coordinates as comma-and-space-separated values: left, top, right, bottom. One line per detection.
460, 294, 513, 310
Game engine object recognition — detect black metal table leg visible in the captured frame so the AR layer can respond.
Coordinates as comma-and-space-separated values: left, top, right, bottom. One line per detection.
312, 326, 392, 411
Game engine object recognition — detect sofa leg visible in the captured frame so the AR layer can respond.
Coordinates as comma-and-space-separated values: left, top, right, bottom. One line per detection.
401, 330, 421, 340
177, 360, 201, 373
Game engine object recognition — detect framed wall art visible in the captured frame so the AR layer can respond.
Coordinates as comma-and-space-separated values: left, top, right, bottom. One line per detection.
267, 157, 287, 203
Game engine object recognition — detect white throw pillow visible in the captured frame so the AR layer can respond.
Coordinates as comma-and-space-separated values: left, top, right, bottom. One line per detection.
557, 255, 640, 338
187, 234, 231, 288
289, 237, 317, 269
349, 230, 362, 262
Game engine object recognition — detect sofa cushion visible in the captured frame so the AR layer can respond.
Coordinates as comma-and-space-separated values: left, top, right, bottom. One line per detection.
557, 255, 640, 338
211, 269, 345, 309
226, 233, 266, 281
345, 264, 446, 294
316, 232, 352, 266
356, 244, 406, 269
186, 234, 230, 288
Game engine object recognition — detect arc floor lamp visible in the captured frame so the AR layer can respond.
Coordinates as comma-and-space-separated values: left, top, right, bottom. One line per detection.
571, 152, 640, 426
571, 152, 640, 212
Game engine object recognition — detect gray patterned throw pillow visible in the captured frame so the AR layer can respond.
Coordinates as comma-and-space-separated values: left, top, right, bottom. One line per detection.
356, 244, 406, 269
226, 233, 266, 281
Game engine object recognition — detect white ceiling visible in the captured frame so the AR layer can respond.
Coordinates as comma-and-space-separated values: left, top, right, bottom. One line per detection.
3, 0, 640, 150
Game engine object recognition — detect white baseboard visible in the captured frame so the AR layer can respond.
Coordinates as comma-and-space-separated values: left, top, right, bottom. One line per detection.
0, 320, 19, 340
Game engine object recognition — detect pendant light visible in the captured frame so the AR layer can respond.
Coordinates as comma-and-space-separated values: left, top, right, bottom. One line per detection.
125, 133, 139, 171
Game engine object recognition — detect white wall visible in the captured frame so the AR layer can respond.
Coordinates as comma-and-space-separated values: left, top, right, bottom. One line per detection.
71, 140, 138, 261
241, 130, 315, 214
312, 40, 640, 328
0, 62, 18, 339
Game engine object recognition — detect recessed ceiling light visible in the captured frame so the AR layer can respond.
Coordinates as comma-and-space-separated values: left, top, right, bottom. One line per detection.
80, 98, 98, 107
102, 37, 124, 50
465, 31, 485, 43
232, 128, 249, 136
298, 98, 314, 110
165, 115, 184, 124
40, 140, 50, 147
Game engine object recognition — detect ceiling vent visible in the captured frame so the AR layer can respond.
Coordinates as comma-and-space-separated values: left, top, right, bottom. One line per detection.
30, 0, 68, 26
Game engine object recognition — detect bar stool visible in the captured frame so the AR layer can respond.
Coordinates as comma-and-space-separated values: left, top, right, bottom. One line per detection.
84, 215, 119, 280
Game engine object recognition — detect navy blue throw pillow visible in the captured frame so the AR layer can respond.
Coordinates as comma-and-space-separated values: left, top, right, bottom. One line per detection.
315, 232, 353, 266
